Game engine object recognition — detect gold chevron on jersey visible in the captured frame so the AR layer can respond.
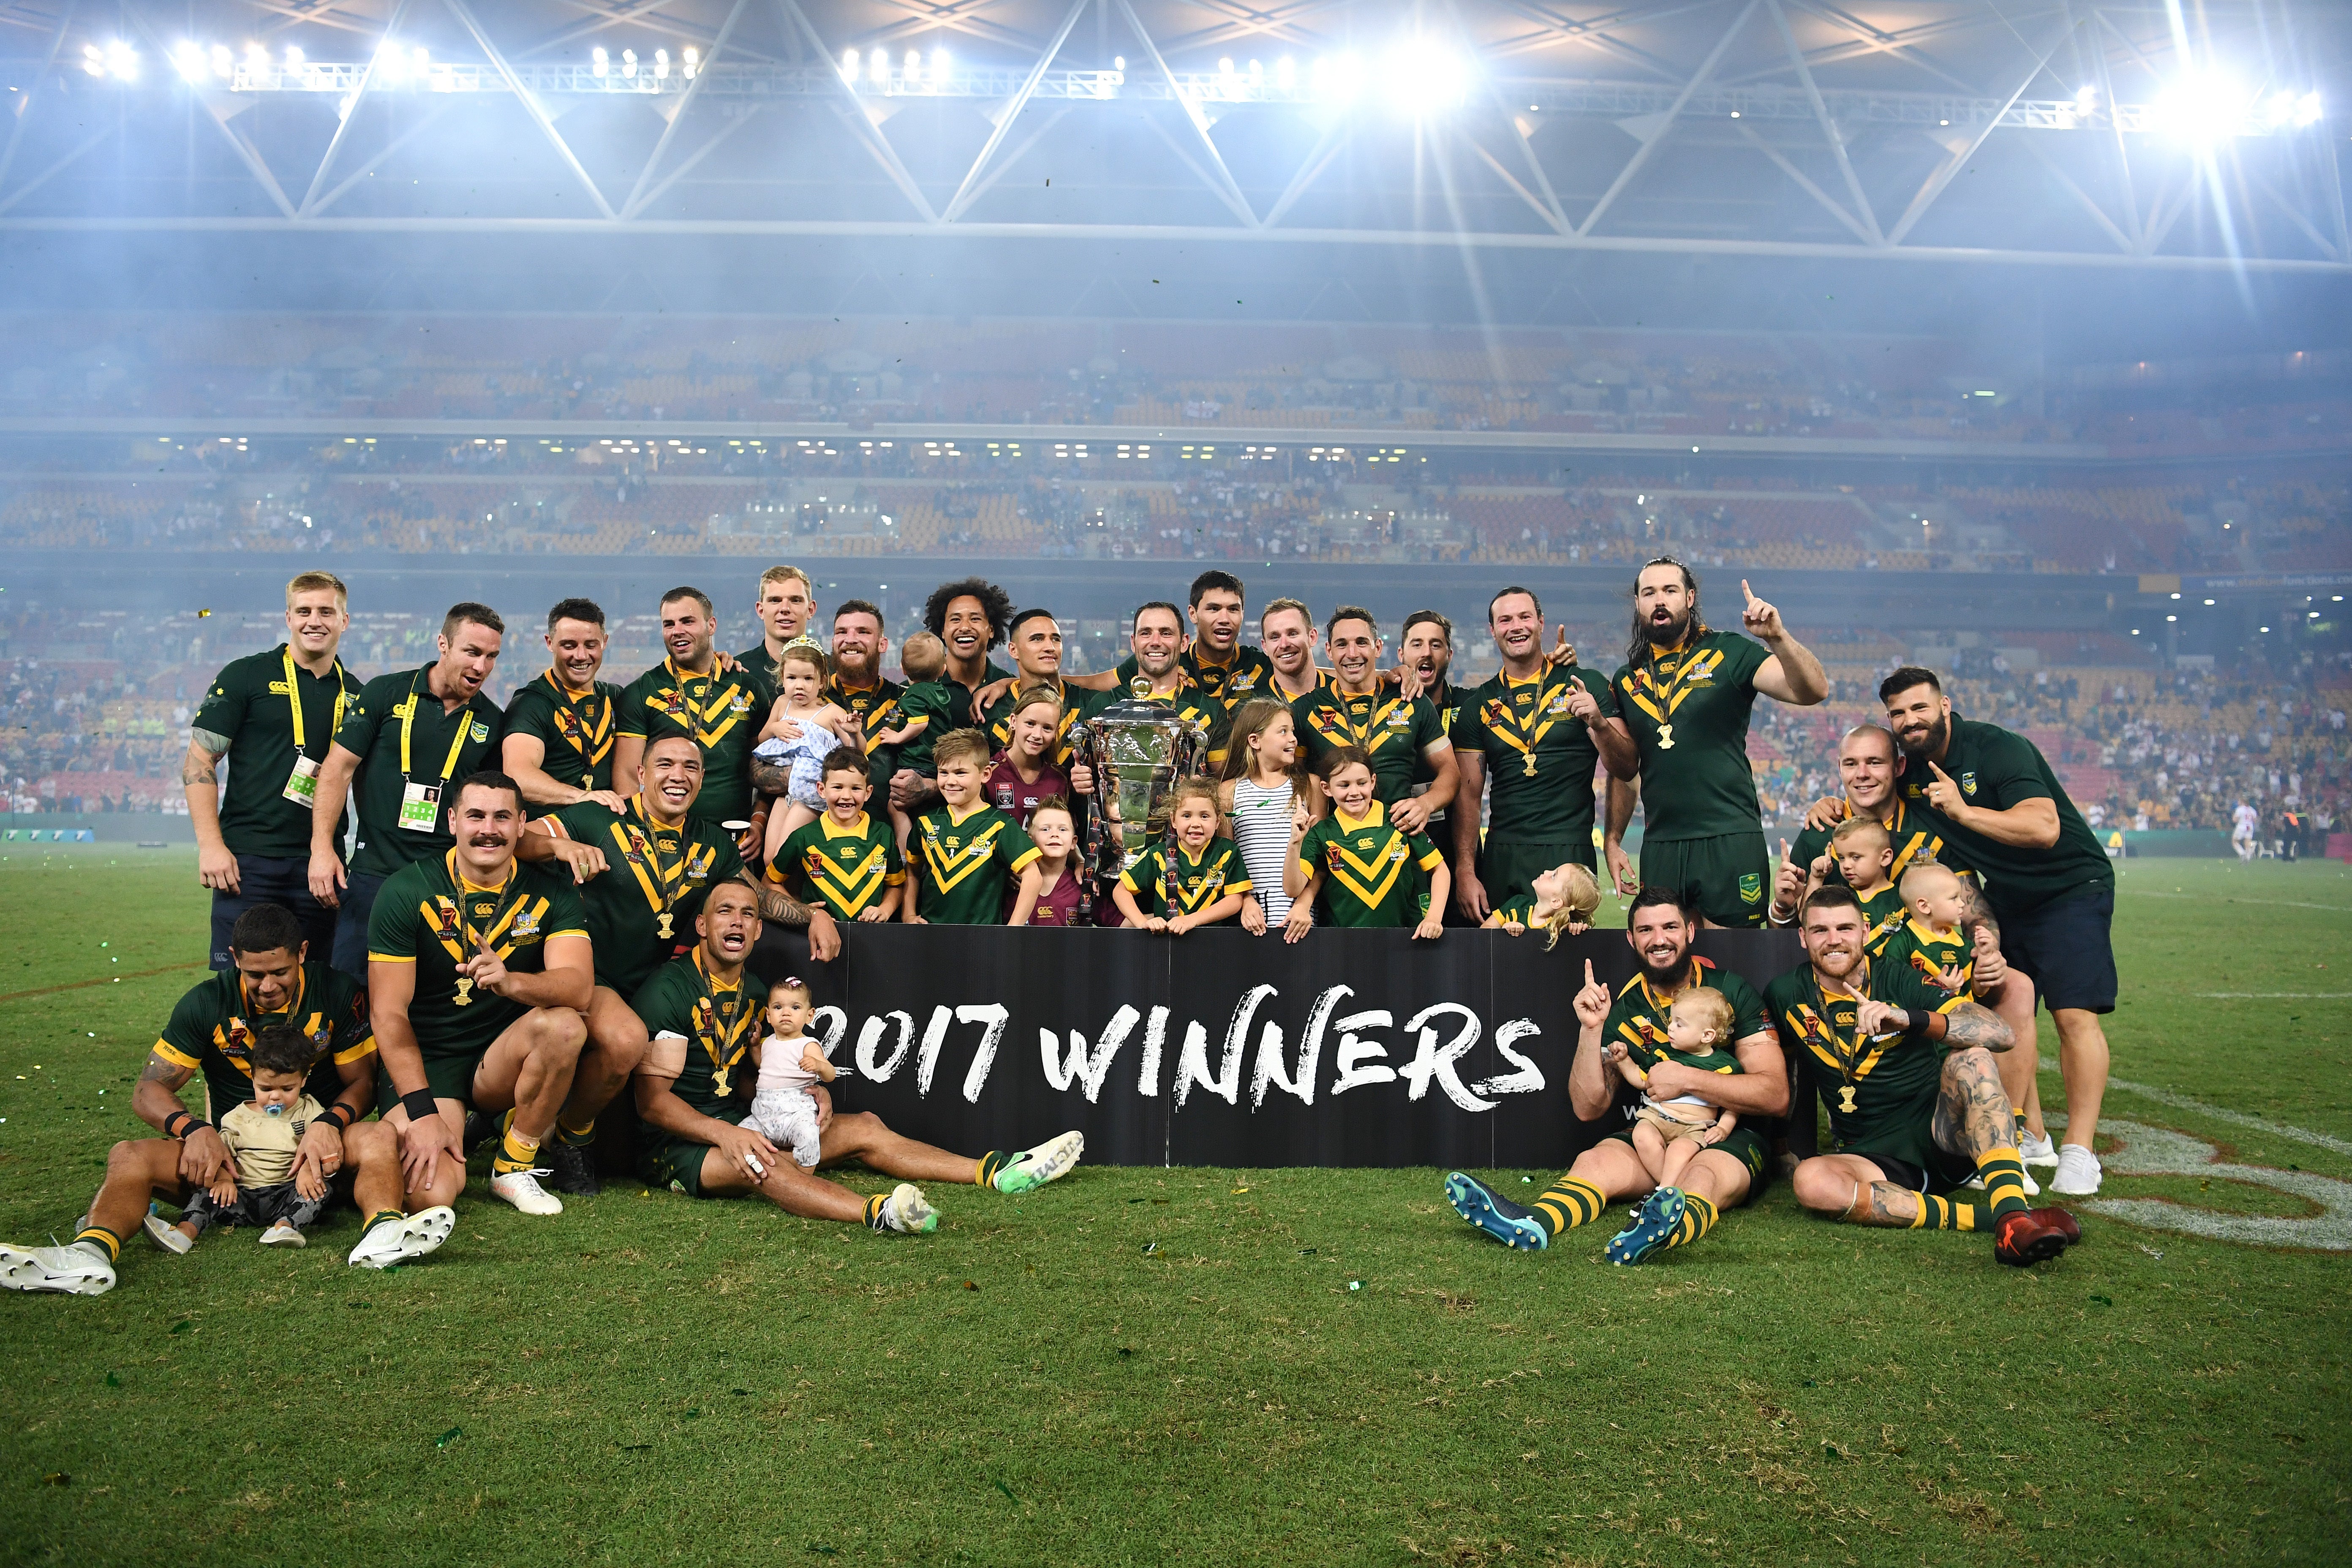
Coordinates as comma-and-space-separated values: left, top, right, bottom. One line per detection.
800, 815, 895, 915
544, 673, 616, 765
607, 809, 714, 914
1316, 808, 1416, 911
1621, 643, 1726, 726
646, 658, 754, 748
1884, 797, 1944, 879
1306, 694, 1411, 755
1478, 670, 1575, 764
1788, 999, 1896, 1080
920, 814, 1013, 895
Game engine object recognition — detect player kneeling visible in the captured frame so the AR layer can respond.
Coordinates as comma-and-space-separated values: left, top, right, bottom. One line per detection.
630, 881, 1083, 1232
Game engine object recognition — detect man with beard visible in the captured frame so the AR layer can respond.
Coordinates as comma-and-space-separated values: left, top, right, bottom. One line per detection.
825, 598, 901, 797
309, 603, 509, 977
1604, 561, 1827, 928
1772, 886, 2080, 1265
1292, 608, 1456, 833
501, 599, 627, 819
983, 609, 1112, 770
1446, 888, 1788, 1262
1260, 598, 1331, 703
1769, 724, 1944, 923
615, 586, 773, 839
735, 565, 817, 687
1109, 571, 1274, 710
1452, 588, 1635, 920
367, 771, 596, 1217
1879, 666, 2116, 1198
1126, 602, 1228, 762
890, 579, 1015, 817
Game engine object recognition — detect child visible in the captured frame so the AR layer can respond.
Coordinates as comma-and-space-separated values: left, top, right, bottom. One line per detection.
1804, 816, 1905, 954
746, 978, 836, 1171
985, 684, 1072, 829
870, 631, 952, 864
1286, 746, 1446, 943
1217, 698, 1316, 936
757, 642, 856, 861
1021, 796, 1090, 927
1601, 986, 1742, 1190
147, 1024, 330, 1253
1485, 861, 1602, 946
770, 747, 905, 923
1113, 777, 1250, 934
907, 729, 1043, 926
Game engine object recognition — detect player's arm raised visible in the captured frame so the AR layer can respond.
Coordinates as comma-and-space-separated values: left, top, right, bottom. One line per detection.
1740, 580, 1829, 706
1566, 960, 1620, 1121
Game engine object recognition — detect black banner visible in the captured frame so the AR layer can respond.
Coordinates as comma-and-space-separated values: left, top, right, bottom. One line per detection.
752, 926, 1805, 1168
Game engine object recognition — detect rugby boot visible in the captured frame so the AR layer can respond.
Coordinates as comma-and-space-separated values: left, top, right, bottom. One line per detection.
347, 1206, 456, 1270
1606, 1186, 1686, 1266
544, 1137, 602, 1197
0, 1241, 116, 1296
993, 1131, 1084, 1194
1445, 1173, 1548, 1251
1993, 1206, 2077, 1267
873, 1184, 938, 1235
488, 1169, 564, 1216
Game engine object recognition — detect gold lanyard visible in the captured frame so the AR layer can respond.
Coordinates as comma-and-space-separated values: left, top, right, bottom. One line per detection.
283, 647, 348, 757
690, 948, 756, 1095
1623, 642, 1726, 732
399, 666, 475, 786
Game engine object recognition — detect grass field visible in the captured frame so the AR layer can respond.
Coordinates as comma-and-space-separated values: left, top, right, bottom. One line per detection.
0, 847, 2347, 1567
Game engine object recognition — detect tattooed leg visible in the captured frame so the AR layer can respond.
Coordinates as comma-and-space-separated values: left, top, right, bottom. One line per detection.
1933, 1047, 2018, 1162
1790, 1153, 1911, 1222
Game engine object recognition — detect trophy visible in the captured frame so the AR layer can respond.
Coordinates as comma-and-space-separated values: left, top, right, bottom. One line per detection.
1075, 678, 1210, 885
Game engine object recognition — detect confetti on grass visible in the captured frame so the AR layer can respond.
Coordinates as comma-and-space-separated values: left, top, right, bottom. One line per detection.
436, 1427, 462, 1448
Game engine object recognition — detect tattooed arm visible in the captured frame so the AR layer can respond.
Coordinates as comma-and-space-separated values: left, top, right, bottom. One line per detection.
183, 729, 238, 893
1952, 877, 2001, 947
1854, 997, 2013, 1053
133, 1049, 233, 1186
744, 870, 840, 961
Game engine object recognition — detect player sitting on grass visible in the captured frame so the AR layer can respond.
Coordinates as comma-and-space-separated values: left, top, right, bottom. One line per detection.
150, 1024, 337, 1252
1483, 862, 1601, 943
744, 978, 835, 1173
1770, 886, 2078, 1267
1113, 778, 1251, 934
1446, 888, 1788, 1264
1286, 747, 1448, 944
1602, 986, 1743, 1192
905, 729, 1043, 926
629, 881, 1084, 1231
0, 905, 449, 1295
870, 631, 951, 866
770, 748, 905, 924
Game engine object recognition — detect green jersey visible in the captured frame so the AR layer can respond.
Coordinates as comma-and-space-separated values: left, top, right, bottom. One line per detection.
334, 664, 506, 878
501, 670, 623, 815
1121, 837, 1251, 920
1291, 687, 1448, 808
1895, 715, 2113, 919
1611, 631, 1771, 842
985, 677, 1114, 770
1854, 883, 1909, 956
1413, 678, 1467, 837
772, 810, 904, 920
1880, 917, 1976, 1004
192, 644, 366, 859
1787, 795, 1946, 896
912, 801, 1040, 925
1452, 666, 1618, 844
632, 951, 766, 1119
1600, 958, 1773, 1071
1116, 643, 1276, 713
1765, 956, 1956, 1171
828, 675, 905, 794
891, 681, 960, 774
618, 656, 773, 824
542, 796, 745, 996
153, 961, 374, 1120
366, 852, 588, 1063
1298, 803, 1442, 928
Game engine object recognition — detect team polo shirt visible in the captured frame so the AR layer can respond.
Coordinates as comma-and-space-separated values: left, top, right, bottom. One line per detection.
501, 670, 623, 815
913, 801, 1040, 925
542, 797, 745, 996
1116, 642, 1275, 714
1765, 955, 1958, 1171
1121, 838, 1251, 921
984, 678, 1114, 769
1610, 631, 1771, 842
618, 656, 772, 824
1452, 666, 1617, 846
1298, 802, 1443, 928
366, 852, 588, 1064
1291, 686, 1448, 808
154, 961, 374, 1119
1880, 917, 1975, 1003
334, 664, 506, 878
632, 951, 766, 1119
1895, 714, 2115, 919
772, 810, 904, 920
1788, 795, 1945, 892
192, 644, 366, 858
1601, 958, 1773, 1070
828, 674, 905, 792
891, 681, 959, 774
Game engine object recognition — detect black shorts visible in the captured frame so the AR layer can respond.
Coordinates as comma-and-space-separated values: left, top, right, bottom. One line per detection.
372, 1056, 482, 1115
2000, 885, 2118, 1014
1865, 1143, 1978, 1197
1638, 832, 1770, 928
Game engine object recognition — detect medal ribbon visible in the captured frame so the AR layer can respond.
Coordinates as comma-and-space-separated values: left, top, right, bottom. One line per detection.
426, 851, 537, 964
1795, 970, 1898, 1088
1621, 643, 1726, 730
1481, 671, 1568, 768
544, 670, 615, 771
663, 657, 749, 748
614, 798, 706, 920
283, 646, 350, 759
689, 947, 756, 1091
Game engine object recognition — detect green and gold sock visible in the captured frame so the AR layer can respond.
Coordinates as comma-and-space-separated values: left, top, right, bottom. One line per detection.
557, 1115, 596, 1148
1974, 1146, 2031, 1220
975, 1151, 1008, 1187
1909, 1193, 1978, 1231
361, 1209, 405, 1235
862, 1193, 887, 1229
2013, 1109, 2029, 1141
1663, 1192, 1719, 1250
1529, 1175, 1607, 1236
493, 1113, 543, 1177
71, 1225, 122, 1263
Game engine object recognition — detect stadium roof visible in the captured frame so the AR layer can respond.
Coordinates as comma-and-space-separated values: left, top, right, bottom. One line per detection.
0, 0, 2345, 281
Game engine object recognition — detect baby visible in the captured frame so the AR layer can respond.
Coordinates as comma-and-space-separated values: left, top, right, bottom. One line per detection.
1603, 987, 1743, 1189
869, 631, 953, 863
744, 977, 836, 1171
757, 642, 855, 860
149, 1023, 330, 1253
1886, 860, 1981, 998
1486, 862, 1602, 946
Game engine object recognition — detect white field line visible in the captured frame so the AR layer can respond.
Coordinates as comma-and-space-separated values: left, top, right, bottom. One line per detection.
2040, 1054, 2352, 1157
2122, 890, 2352, 912
2195, 992, 2352, 998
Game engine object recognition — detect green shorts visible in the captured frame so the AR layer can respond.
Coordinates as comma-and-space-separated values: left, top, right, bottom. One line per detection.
638, 1132, 718, 1198
1477, 837, 1592, 909
1604, 1123, 1772, 1206
1843, 1141, 1977, 1196
1638, 831, 1770, 928
373, 1054, 483, 1115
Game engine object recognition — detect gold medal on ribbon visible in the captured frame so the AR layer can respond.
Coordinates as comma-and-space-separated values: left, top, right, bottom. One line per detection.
1838, 1083, 1857, 1112
1657, 723, 1675, 750
657, 911, 675, 940
453, 976, 474, 1007
1522, 753, 1538, 777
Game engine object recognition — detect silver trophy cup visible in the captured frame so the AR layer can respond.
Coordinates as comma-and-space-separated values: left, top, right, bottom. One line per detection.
1080, 681, 1209, 879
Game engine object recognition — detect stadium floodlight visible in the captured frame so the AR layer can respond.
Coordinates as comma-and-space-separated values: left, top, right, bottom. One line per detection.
378, 42, 407, 84
212, 44, 232, 79
683, 46, 700, 80
173, 43, 205, 83
843, 48, 859, 81
284, 46, 304, 71
1276, 56, 1296, 91
245, 42, 269, 76
593, 46, 609, 79
2151, 68, 2254, 142
82, 43, 104, 77
655, 49, 670, 80
622, 49, 638, 79
1379, 39, 1468, 116
869, 49, 887, 84
2296, 92, 2322, 126
905, 50, 921, 84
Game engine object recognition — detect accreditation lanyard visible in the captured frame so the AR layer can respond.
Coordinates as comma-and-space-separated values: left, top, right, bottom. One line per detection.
279, 648, 350, 805
397, 666, 476, 832
689, 947, 756, 1096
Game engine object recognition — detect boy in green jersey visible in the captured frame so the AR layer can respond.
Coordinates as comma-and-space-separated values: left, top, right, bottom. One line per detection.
1288, 747, 1446, 939
772, 748, 906, 922
1794, 815, 1907, 954
906, 730, 1042, 926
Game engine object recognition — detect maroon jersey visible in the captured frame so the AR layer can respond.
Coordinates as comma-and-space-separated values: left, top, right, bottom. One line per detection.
1022, 865, 1088, 927
983, 754, 1069, 830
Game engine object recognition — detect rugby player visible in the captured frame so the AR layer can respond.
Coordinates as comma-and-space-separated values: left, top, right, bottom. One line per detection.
1772, 886, 2080, 1264
1260, 598, 1331, 702
1446, 888, 1787, 1262
615, 586, 773, 840
735, 564, 817, 686
1125, 601, 1229, 765
631, 880, 1083, 1225
825, 597, 902, 796
308, 602, 508, 976
1292, 608, 1456, 832
1452, 587, 1635, 920
368, 770, 595, 1217
1881, 666, 2118, 1196
1604, 562, 1827, 928
1049, 571, 1277, 716
0, 905, 448, 1295
187, 570, 365, 969
1769, 723, 1943, 924
1393, 610, 1465, 866
890, 579, 1015, 816
501, 598, 627, 817
983, 609, 1111, 770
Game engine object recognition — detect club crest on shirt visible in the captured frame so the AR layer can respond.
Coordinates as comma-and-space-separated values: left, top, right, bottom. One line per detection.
1959, 771, 1978, 795
1547, 693, 1569, 713
470, 721, 491, 743
512, 907, 540, 938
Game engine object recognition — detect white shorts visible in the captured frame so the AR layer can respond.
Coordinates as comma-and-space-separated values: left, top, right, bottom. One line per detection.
744, 1089, 823, 1169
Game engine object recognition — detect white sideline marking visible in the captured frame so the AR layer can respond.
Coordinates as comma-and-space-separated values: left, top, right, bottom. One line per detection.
2087, 1122, 2352, 1251
2194, 992, 2352, 999
2040, 1054, 2352, 1157
2123, 890, 2352, 912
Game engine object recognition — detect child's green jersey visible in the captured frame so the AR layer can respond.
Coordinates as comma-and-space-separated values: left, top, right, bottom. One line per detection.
1297, 803, 1442, 928
1121, 837, 1250, 920
912, 801, 1039, 924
